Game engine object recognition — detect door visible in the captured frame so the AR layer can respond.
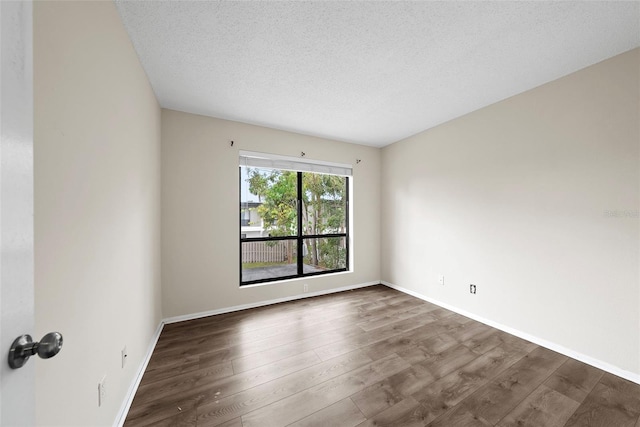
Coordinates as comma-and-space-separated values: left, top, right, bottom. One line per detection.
0, 1, 35, 425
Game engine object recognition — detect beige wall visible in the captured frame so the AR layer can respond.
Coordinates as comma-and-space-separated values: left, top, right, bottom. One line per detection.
381, 48, 640, 377
161, 109, 381, 318
34, 2, 162, 426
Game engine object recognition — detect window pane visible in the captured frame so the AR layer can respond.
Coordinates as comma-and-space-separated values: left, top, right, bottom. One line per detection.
240, 163, 349, 286
242, 240, 298, 282
240, 166, 297, 238
301, 173, 347, 236
302, 237, 347, 271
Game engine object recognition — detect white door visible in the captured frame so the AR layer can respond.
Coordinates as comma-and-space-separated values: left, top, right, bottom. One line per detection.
0, 1, 35, 425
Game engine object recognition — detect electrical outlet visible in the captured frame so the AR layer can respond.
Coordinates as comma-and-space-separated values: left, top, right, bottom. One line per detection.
98, 375, 107, 407
438, 275, 445, 285
303, 284, 308, 293
121, 346, 128, 369
470, 284, 477, 294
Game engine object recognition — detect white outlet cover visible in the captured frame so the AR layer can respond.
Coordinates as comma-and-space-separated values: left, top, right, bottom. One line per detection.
438, 275, 444, 285
98, 375, 107, 407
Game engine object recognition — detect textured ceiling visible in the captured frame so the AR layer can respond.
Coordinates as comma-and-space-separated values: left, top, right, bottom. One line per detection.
115, 1, 640, 147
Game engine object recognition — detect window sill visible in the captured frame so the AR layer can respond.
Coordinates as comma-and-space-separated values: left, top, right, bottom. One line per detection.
239, 269, 353, 289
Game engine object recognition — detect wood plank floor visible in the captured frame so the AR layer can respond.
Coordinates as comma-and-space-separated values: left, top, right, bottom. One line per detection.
124, 285, 640, 427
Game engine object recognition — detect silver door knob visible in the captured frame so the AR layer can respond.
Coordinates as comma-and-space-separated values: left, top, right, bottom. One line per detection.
8, 332, 63, 369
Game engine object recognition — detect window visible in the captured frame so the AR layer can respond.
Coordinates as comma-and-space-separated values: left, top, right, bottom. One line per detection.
240, 152, 351, 285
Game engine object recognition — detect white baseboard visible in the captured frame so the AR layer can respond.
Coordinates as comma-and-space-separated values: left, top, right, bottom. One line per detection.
163, 281, 380, 324
114, 280, 380, 425
381, 281, 640, 386
114, 321, 164, 427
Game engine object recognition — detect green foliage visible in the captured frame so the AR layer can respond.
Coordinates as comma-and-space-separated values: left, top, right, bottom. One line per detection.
304, 238, 346, 270
247, 168, 297, 237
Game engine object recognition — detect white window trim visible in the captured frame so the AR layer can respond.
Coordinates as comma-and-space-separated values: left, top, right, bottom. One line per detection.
239, 150, 352, 177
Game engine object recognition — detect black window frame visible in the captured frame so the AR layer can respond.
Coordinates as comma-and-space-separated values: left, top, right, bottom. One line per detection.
240, 168, 349, 286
